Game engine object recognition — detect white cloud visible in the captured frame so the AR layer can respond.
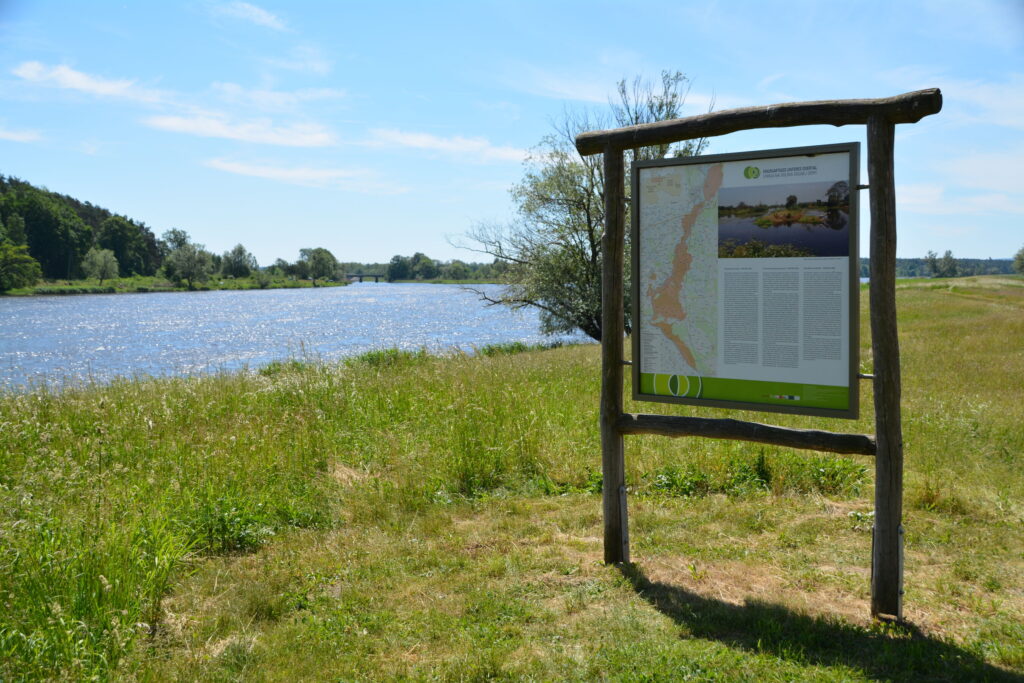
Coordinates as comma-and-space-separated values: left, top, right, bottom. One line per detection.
144, 114, 335, 147
213, 2, 287, 31
204, 158, 404, 194
0, 124, 42, 143
12, 61, 165, 103
367, 128, 527, 163
212, 82, 345, 111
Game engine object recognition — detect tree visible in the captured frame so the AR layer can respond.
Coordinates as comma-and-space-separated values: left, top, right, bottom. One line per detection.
785, 194, 798, 209
0, 243, 42, 291
221, 243, 257, 278
443, 260, 470, 281
410, 252, 439, 280
160, 229, 192, 282
162, 228, 190, 251
464, 71, 707, 340
1013, 245, 1024, 275
166, 243, 214, 289
253, 268, 272, 288
81, 247, 119, 284
6, 214, 26, 245
387, 255, 411, 281
97, 215, 147, 276
924, 250, 939, 277
937, 250, 958, 278
298, 247, 338, 286
4, 190, 92, 278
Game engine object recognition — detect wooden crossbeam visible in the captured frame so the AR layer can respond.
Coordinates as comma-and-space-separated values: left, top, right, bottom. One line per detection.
616, 413, 877, 456
575, 89, 941, 156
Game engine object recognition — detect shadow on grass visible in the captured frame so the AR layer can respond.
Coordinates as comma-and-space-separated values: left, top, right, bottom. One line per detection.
619, 564, 1021, 682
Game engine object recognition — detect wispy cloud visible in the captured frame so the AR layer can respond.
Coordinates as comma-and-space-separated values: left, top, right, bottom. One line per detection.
263, 45, 331, 75
506, 63, 609, 103
144, 114, 335, 147
213, 1, 287, 31
897, 183, 1024, 216
503, 61, 740, 115
212, 82, 345, 112
757, 73, 786, 90
205, 158, 358, 185
881, 68, 1024, 130
12, 61, 166, 103
949, 75, 1024, 130
367, 128, 527, 163
204, 158, 404, 193
939, 148, 1024, 195
0, 124, 42, 143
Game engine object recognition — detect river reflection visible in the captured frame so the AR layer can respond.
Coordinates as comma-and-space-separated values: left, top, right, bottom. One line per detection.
0, 284, 589, 390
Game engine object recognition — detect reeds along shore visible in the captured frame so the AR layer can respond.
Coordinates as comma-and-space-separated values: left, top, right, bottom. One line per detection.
1, 276, 1022, 680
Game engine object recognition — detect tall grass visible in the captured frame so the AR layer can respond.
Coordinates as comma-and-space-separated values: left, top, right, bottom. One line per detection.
1, 276, 1022, 679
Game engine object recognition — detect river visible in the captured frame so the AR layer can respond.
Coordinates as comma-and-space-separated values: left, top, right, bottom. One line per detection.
0, 284, 590, 391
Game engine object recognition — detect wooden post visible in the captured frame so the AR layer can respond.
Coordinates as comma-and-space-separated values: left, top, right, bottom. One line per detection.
867, 114, 904, 620
601, 145, 628, 564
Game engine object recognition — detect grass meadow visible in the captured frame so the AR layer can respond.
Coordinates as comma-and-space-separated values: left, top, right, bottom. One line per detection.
0, 276, 1021, 680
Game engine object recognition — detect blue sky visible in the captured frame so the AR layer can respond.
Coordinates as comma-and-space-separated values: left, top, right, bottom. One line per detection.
1, 0, 1021, 265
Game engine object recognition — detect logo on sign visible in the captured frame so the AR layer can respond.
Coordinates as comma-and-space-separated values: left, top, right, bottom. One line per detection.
743, 166, 761, 179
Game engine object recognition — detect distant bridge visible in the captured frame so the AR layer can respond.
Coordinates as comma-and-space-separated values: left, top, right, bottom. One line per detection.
345, 273, 385, 282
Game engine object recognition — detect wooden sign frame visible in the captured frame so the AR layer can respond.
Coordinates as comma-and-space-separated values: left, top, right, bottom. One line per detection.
573, 89, 942, 621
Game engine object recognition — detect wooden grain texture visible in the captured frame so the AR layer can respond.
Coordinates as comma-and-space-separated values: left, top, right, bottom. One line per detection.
616, 413, 877, 456
600, 146, 629, 564
868, 115, 905, 620
576, 89, 942, 156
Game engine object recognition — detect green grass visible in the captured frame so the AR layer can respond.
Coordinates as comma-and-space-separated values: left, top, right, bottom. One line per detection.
1, 276, 1022, 680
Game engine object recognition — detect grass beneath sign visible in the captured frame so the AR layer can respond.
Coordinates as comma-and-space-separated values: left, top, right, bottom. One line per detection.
1, 276, 1022, 680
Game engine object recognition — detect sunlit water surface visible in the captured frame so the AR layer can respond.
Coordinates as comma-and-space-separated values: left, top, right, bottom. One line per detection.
0, 283, 589, 390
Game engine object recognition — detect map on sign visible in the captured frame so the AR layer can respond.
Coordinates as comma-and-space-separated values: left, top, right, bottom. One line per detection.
639, 163, 723, 379
633, 144, 860, 418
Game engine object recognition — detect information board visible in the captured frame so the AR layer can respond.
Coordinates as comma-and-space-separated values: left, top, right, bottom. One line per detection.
632, 143, 860, 418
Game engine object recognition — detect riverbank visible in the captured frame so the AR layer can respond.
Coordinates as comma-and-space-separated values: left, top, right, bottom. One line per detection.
2, 275, 505, 296
1, 274, 350, 296
1, 277, 1022, 680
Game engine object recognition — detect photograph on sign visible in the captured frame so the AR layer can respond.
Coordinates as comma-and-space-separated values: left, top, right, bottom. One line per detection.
632, 143, 860, 418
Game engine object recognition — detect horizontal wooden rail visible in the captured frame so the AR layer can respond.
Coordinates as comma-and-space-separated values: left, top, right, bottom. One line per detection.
575, 89, 941, 156
617, 413, 877, 456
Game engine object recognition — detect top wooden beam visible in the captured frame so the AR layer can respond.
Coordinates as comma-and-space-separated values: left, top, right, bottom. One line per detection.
575, 89, 942, 156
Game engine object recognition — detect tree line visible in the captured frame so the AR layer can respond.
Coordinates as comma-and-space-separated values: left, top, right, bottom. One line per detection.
382, 253, 507, 282
857, 253, 1019, 279
0, 175, 345, 292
